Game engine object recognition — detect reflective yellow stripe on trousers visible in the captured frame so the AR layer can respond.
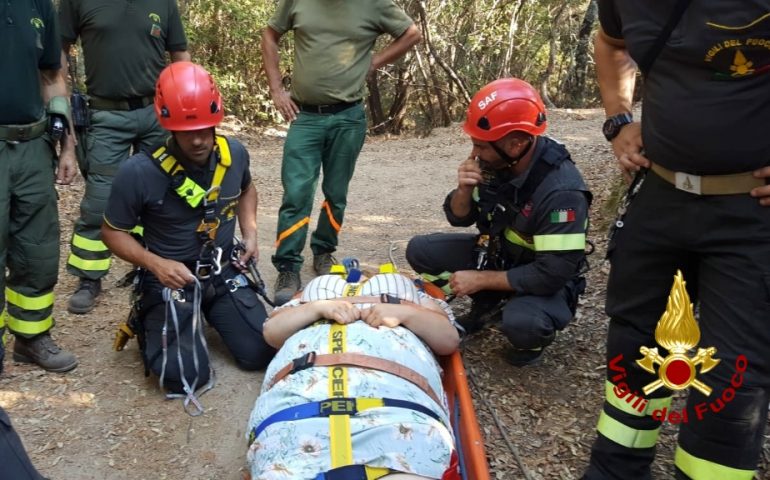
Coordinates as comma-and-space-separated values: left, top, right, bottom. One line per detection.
596, 411, 660, 449
5, 288, 54, 335
675, 446, 755, 480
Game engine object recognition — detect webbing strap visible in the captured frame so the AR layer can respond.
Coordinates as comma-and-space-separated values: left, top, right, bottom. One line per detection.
160, 279, 215, 416
315, 464, 391, 480
250, 397, 445, 441
265, 351, 442, 406
150, 135, 231, 209
328, 321, 352, 468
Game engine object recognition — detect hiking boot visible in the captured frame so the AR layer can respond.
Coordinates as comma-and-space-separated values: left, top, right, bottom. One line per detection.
456, 301, 502, 334
505, 347, 545, 367
67, 278, 102, 314
13, 333, 78, 372
274, 271, 301, 306
312, 252, 338, 276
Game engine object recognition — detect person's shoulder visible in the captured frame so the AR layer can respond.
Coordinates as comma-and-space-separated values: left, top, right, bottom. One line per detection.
118, 151, 160, 178
219, 136, 250, 168
223, 136, 248, 155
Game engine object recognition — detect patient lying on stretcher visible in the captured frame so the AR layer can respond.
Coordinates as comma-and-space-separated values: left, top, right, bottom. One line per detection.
246, 270, 462, 480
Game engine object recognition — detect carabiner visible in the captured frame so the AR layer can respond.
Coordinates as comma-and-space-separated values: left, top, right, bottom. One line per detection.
211, 246, 223, 276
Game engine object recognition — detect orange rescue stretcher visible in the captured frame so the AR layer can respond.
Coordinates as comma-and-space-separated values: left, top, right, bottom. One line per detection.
441, 351, 491, 480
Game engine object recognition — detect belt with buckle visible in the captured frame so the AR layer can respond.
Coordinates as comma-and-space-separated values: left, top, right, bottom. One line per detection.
0, 117, 47, 142
650, 162, 766, 195
297, 100, 361, 115
89, 95, 154, 111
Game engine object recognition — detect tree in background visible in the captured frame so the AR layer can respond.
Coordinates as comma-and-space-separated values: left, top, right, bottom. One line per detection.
180, 0, 600, 133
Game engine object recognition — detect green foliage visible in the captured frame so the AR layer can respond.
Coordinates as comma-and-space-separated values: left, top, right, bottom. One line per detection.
178, 0, 600, 132
183, 0, 289, 123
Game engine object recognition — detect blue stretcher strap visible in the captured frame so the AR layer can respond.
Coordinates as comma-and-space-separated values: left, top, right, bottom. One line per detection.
251, 397, 443, 441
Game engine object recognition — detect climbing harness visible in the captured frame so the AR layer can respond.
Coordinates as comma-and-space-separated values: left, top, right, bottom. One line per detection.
159, 277, 215, 416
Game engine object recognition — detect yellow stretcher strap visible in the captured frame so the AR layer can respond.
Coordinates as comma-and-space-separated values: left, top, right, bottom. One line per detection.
328, 321, 351, 468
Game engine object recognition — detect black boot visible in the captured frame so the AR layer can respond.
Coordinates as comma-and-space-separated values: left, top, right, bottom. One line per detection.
67, 278, 102, 314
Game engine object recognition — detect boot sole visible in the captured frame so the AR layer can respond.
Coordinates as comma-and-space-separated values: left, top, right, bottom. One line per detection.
13, 352, 79, 373
67, 303, 96, 314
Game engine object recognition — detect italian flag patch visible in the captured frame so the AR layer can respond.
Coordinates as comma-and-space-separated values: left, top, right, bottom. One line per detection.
550, 208, 575, 223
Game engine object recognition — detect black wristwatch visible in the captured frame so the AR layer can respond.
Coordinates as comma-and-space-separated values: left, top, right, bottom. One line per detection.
602, 112, 634, 141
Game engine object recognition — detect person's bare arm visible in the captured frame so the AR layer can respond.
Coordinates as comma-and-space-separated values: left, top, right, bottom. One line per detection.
261, 26, 298, 122
370, 24, 421, 74
236, 183, 259, 265
170, 50, 191, 62
263, 301, 360, 348
594, 28, 648, 180
101, 224, 195, 289
449, 270, 512, 297
39, 67, 76, 184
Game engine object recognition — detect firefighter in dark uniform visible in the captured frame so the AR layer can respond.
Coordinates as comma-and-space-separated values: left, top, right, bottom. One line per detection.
1, 0, 78, 372
407, 78, 590, 366
101, 62, 274, 404
584, 2, 770, 479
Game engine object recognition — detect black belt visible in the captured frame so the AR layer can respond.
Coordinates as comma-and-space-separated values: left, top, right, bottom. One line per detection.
89, 95, 154, 111
297, 100, 361, 115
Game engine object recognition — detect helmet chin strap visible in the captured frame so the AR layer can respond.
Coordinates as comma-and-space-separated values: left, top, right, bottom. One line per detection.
490, 137, 533, 169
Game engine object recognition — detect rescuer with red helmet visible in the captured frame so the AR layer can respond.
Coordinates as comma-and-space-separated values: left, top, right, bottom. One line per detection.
407, 78, 592, 366
101, 62, 274, 409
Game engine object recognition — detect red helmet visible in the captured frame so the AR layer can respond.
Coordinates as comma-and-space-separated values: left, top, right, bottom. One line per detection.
154, 62, 224, 131
462, 78, 547, 142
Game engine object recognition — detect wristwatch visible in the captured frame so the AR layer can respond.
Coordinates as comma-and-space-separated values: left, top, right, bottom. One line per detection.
602, 112, 634, 141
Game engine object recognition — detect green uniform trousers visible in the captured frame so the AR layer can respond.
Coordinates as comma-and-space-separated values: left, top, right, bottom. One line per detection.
0, 134, 59, 338
68, 105, 165, 280
272, 103, 367, 272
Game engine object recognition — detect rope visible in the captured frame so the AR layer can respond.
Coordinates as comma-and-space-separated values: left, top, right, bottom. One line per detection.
466, 363, 534, 480
160, 278, 216, 416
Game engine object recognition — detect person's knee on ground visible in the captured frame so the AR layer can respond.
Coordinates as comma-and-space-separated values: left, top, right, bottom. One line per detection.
141, 302, 211, 394
405, 234, 433, 272
500, 299, 562, 366
233, 345, 275, 371
206, 286, 277, 370
146, 346, 211, 394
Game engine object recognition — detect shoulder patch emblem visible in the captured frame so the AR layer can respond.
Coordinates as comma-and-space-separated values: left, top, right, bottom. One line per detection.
549, 208, 575, 223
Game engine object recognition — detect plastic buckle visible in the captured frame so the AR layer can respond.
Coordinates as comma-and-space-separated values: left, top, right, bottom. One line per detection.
319, 398, 356, 416
290, 351, 317, 374
380, 294, 400, 304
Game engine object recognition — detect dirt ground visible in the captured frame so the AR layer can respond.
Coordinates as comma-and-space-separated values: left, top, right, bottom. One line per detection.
1, 109, 768, 480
